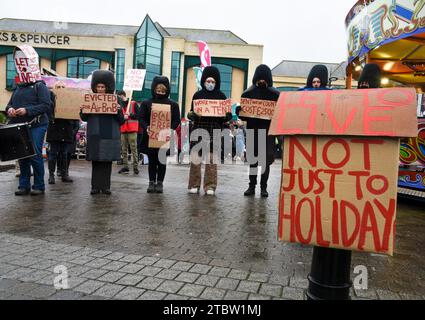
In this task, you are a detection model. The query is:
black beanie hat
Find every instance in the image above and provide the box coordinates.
[306,65,329,88]
[252,64,273,87]
[151,76,171,99]
[91,70,115,94]
[358,64,381,89]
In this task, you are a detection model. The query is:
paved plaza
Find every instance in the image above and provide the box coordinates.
[0,160,424,300]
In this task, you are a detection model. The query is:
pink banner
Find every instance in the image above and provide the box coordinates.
[197,41,211,69]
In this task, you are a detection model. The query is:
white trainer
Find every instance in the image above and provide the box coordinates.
[189,188,199,194]
[206,190,215,196]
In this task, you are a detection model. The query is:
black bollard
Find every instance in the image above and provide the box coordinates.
[306,246,352,300]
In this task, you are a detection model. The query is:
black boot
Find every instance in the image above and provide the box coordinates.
[48,160,56,185]
[261,187,269,198]
[147,182,156,193]
[244,185,256,196]
[155,182,163,194]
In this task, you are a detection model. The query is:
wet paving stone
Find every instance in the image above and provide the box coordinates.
[0,162,423,300]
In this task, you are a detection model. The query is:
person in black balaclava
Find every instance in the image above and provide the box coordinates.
[187,66,233,196]
[358,63,381,89]
[80,70,124,195]
[236,64,280,197]
[139,76,181,194]
[301,64,330,91]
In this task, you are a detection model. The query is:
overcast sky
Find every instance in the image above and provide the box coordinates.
[1,0,355,68]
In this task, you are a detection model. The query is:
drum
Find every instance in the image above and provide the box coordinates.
[0,123,36,162]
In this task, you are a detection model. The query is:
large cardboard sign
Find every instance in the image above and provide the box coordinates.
[269,88,418,137]
[280,136,399,255]
[149,104,171,149]
[270,87,418,256]
[53,88,90,120]
[193,99,232,117]
[81,94,119,114]
[43,76,91,90]
[14,45,42,84]
[239,98,277,120]
[123,69,146,91]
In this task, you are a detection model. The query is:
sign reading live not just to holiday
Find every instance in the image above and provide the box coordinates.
[269,88,418,256]
[0,32,71,45]
[193,99,232,117]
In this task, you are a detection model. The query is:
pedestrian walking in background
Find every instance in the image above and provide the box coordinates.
[117,90,140,175]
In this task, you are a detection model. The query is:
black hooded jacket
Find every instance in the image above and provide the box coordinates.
[188,66,231,134]
[238,64,280,130]
[237,64,280,165]
[304,64,329,89]
[139,76,181,148]
[358,64,381,89]
[80,70,124,162]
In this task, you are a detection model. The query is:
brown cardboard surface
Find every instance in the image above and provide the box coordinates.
[81,94,119,115]
[193,99,232,117]
[53,88,90,120]
[148,104,171,149]
[239,98,276,120]
[278,136,400,255]
[269,88,418,138]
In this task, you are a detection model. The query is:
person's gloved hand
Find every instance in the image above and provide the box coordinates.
[235,106,241,116]
[225,112,233,122]
[187,111,201,122]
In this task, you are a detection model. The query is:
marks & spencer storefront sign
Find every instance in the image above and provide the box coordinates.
[0,32,71,45]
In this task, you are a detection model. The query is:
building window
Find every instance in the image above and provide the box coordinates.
[67,57,100,79]
[170,52,181,102]
[134,15,163,100]
[213,64,232,98]
[6,54,17,89]
[115,49,125,91]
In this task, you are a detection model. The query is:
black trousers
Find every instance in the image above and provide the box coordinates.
[91,161,112,190]
[148,149,166,183]
[249,163,271,189]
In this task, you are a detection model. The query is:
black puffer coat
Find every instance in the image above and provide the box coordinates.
[80,70,124,162]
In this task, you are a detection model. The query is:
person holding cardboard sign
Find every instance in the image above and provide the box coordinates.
[139,76,180,194]
[5,45,51,196]
[187,66,233,196]
[236,64,280,198]
[80,70,124,195]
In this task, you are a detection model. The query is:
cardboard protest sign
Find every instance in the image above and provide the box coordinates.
[269,88,418,137]
[239,98,277,120]
[149,104,171,149]
[280,136,399,255]
[270,88,418,256]
[53,88,90,120]
[13,45,42,84]
[43,76,91,90]
[81,94,119,114]
[123,69,146,91]
[193,99,232,117]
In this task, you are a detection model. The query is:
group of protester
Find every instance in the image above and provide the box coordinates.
[4,45,382,198]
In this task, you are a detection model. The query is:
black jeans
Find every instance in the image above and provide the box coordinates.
[91,161,112,190]
[249,163,270,189]
[148,149,166,183]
